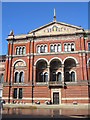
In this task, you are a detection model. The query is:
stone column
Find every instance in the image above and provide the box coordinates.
[62,64,64,82]
[47,65,50,83]
[33,65,36,85]
[11,66,14,84]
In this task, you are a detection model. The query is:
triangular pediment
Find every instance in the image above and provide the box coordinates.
[28,21,83,36]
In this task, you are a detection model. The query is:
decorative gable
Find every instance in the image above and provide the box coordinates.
[29,22,83,36]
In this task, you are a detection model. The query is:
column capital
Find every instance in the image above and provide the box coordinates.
[47,65,50,68]
[62,64,64,67]
[33,65,36,68]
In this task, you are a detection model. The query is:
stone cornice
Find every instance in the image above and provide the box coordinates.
[6,31,86,41]
[6,50,90,59]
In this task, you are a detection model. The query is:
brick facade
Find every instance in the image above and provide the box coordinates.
[1,17,90,105]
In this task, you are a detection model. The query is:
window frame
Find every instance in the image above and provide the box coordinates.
[88,42,90,51]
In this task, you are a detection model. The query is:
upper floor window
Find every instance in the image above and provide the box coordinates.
[15,48,19,55]
[89,60,90,67]
[37,46,40,53]
[37,45,48,53]
[19,72,24,83]
[64,44,67,52]
[50,44,61,53]
[38,72,48,82]
[57,72,61,81]
[54,45,57,52]
[63,43,75,52]
[71,43,75,51]
[65,71,75,82]
[44,45,47,53]
[22,47,25,55]
[15,46,25,55]
[44,72,48,82]
[57,44,61,52]
[88,43,90,51]
[19,47,22,55]
[41,45,44,53]
[50,45,54,52]
[15,72,19,83]
[14,71,24,83]
[71,72,75,82]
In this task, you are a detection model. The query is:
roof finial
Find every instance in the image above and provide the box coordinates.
[54,8,55,16]
[53,8,56,22]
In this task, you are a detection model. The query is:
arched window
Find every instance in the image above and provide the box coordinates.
[54,45,57,52]
[44,72,48,82]
[44,45,47,53]
[57,44,61,52]
[57,72,61,81]
[41,45,44,53]
[39,72,43,82]
[22,47,25,55]
[89,60,90,67]
[52,72,56,81]
[0,73,3,83]
[19,72,24,83]
[37,46,40,53]
[15,72,19,83]
[19,47,22,55]
[68,44,71,52]
[71,43,75,51]
[50,45,53,52]
[65,72,70,82]
[15,48,19,55]
[64,44,67,52]
[88,43,90,51]
[71,72,75,82]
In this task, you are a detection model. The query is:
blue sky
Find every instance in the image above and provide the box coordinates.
[2,2,88,55]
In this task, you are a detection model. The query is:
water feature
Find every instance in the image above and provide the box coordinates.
[1,107,90,119]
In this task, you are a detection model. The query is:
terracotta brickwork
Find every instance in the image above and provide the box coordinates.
[1,19,90,104]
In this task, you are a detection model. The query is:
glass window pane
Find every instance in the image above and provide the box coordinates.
[89,60,90,67]
[54,45,57,52]
[13,88,17,99]
[50,45,53,52]
[37,46,40,53]
[0,90,2,98]
[71,72,75,82]
[71,43,75,51]
[57,72,61,81]
[22,47,25,54]
[52,72,56,81]
[19,47,22,55]
[19,72,24,83]
[15,72,19,83]
[39,72,43,82]
[88,43,90,51]
[65,72,70,82]
[68,44,71,52]
[0,74,3,83]
[41,46,44,53]
[19,88,22,99]
[44,45,47,53]
[44,72,48,82]
[57,44,61,52]
[64,44,67,52]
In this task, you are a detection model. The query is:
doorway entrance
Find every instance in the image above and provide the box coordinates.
[53,92,59,104]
